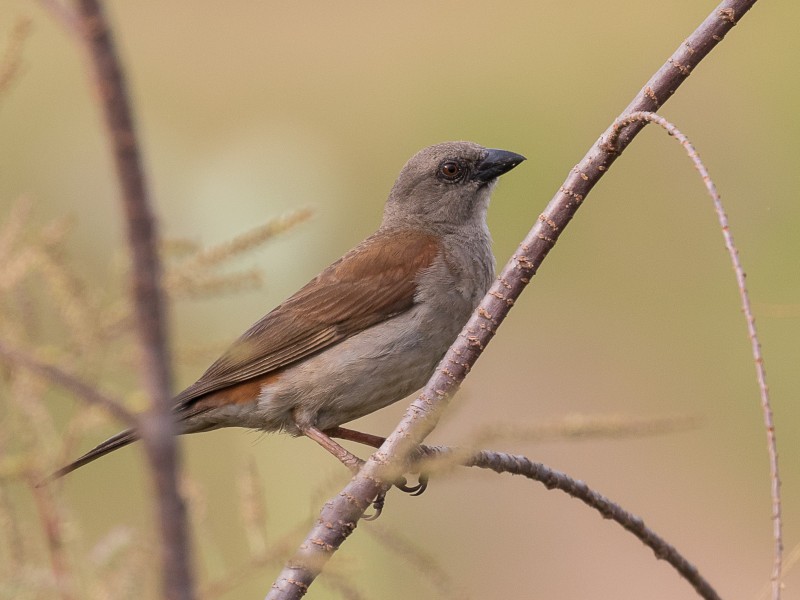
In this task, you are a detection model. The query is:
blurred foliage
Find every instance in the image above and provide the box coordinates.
[0,1,798,599]
[0,199,312,597]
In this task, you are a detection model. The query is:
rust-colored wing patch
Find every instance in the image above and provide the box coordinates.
[174,228,440,409]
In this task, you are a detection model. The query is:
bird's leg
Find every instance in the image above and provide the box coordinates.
[324,426,428,496]
[298,424,388,519]
[324,426,385,448]
[299,424,364,473]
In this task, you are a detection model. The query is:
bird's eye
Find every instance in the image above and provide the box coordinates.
[438,160,463,181]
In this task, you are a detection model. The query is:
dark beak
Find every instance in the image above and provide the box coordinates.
[473,148,526,183]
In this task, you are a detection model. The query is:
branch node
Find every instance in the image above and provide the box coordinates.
[669,58,692,75]
[718,7,737,23]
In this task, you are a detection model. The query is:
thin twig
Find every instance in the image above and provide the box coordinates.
[266,1,760,598]
[377,440,718,600]
[0,340,137,427]
[608,110,782,600]
[759,543,800,600]
[178,208,313,271]
[0,458,27,576]
[199,522,314,600]
[71,0,174,431]
[365,524,466,600]
[69,1,193,598]
[449,448,721,600]
[238,457,269,557]
[470,413,701,447]
[28,476,75,600]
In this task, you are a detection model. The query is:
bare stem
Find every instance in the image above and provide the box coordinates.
[0,340,137,427]
[28,478,75,600]
[422,446,721,600]
[608,110,782,600]
[69,1,193,597]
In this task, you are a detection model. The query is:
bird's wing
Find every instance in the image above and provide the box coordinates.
[174,228,440,408]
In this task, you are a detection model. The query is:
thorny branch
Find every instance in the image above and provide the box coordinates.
[266,1,761,599]
[70,1,194,598]
[418,446,721,600]
[608,110,782,600]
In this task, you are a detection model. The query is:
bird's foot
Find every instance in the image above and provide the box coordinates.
[325,426,431,496]
[394,472,429,496]
[362,490,386,521]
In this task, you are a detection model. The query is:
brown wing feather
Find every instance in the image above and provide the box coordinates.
[174,229,440,408]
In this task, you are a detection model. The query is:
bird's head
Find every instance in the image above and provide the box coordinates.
[383,141,525,231]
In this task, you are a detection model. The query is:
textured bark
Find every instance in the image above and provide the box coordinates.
[72,1,194,598]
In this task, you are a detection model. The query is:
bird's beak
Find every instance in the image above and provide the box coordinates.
[473,148,526,184]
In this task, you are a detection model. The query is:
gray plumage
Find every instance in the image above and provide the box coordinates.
[50,141,525,480]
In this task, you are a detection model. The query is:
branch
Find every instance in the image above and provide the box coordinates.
[28,476,75,600]
[608,110,782,600]
[69,1,194,598]
[266,0,760,598]
[320,432,721,599]
[469,413,701,446]
[0,340,137,427]
[418,446,721,600]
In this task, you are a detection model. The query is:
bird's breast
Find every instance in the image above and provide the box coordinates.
[417,227,495,314]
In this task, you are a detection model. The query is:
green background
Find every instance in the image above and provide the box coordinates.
[1,1,798,598]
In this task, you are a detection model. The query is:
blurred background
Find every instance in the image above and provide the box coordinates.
[0,1,798,598]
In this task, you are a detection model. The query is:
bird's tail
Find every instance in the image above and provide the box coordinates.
[42,429,139,484]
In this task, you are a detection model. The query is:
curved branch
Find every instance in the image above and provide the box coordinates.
[320,434,722,599]
[266,1,760,598]
[422,446,721,600]
[608,110,782,600]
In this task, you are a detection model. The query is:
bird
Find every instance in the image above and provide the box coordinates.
[51,141,525,483]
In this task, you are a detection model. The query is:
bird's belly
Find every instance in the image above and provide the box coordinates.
[255,297,472,434]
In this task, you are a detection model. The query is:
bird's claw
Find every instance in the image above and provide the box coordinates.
[394,472,429,496]
[362,491,386,521]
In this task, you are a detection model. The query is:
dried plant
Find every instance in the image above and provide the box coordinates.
[0,198,312,598]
